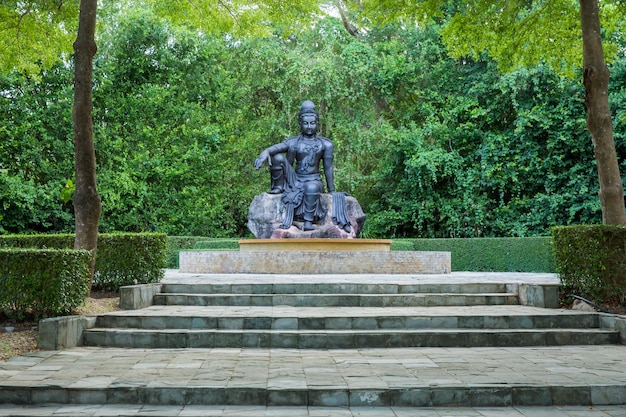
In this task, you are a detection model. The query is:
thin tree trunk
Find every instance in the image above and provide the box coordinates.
[73,0,101,287]
[579,0,626,225]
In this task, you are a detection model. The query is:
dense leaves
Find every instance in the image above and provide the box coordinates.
[1,11,624,238]
[0,0,80,74]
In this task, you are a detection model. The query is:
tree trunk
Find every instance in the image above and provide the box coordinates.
[73,0,101,286]
[579,0,626,225]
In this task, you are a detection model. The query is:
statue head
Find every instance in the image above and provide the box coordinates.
[298,100,319,137]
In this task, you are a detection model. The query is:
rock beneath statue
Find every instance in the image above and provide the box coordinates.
[248,193,366,239]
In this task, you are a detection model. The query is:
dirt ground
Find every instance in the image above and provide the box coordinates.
[0,291,120,362]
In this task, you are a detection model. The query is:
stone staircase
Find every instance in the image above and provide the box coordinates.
[20,271,625,411]
[82,277,620,350]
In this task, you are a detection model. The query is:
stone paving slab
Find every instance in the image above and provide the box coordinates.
[1,346,625,407]
[1,404,625,416]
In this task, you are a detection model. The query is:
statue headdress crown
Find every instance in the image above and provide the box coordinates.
[298,100,318,121]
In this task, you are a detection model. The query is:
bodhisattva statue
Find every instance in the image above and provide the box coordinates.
[254,100,351,232]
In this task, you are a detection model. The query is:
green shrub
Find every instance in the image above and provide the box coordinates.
[392,237,555,272]
[0,233,167,291]
[390,240,415,251]
[552,225,626,303]
[0,234,74,249]
[0,249,91,319]
[94,233,167,291]
[193,239,239,250]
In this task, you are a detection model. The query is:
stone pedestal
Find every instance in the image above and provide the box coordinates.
[247,193,366,239]
[179,249,451,274]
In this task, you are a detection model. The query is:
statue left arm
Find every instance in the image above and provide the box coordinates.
[322,141,335,193]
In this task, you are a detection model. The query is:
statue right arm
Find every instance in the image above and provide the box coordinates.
[254,142,289,170]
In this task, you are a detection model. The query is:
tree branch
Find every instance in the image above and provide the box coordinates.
[334,0,358,37]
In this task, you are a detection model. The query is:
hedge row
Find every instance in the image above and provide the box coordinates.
[0,249,91,319]
[552,225,626,303]
[391,237,555,272]
[0,233,167,291]
[94,233,168,291]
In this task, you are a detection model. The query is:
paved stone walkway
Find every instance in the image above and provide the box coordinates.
[1,346,625,413]
[1,404,625,416]
[2,346,626,393]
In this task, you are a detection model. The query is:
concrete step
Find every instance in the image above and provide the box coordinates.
[82,327,620,349]
[83,305,620,349]
[153,292,519,307]
[5,404,626,417]
[91,305,608,330]
[5,404,626,416]
[160,282,512,295]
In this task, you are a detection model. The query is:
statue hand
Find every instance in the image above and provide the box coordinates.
[254,151,271,169]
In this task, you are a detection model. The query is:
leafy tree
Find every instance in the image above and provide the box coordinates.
[3,3,625,240]
[343,0,626,225]
[0,0,334,276]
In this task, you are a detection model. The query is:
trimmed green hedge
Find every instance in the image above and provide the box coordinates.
[0,234,74,249]
[0,233,167,291]
[193,240,239,250]
[552,225,626,303]
[391,237,555,272]
[94,233,167,291]
[0,249,91,319]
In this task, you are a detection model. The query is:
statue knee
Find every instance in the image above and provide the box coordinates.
[271,153,286,167]
[304,182,322,195]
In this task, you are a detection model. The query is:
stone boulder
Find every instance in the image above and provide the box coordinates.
[247,193,366,239]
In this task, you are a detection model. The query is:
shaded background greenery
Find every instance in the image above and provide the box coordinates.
[1,9,625,238]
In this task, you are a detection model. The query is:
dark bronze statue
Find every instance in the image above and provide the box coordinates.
[254,101,350,232]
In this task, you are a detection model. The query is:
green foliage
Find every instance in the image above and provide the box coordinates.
[93,233,167,291]
[92,10,255,236]
[193,240,239,250]
[358,0,626,78]
[365,38,602,237]
[552,225,626,303]
[0,68,75,234]
[145,0,322,38]
[0,1,80,75]
[0,248,91,319]
[0,233,74,249]
[2,8,624,239]
[0,233,167,291]
[439,0,585,78]
[392,237,555,273]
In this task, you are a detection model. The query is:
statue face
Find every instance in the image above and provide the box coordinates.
[300,114,318,137]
